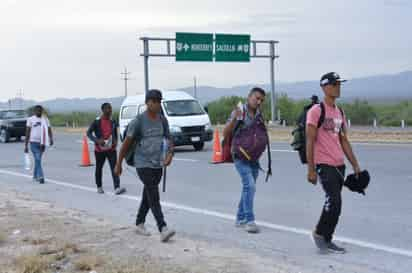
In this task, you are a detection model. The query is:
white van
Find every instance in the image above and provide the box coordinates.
[119,91,213,151]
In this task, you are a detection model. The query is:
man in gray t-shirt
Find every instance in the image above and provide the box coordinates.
[126,109,171,169]
[115,89,176,243]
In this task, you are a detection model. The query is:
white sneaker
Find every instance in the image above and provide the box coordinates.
[136,224,151,236]
[235,220,247,228]
[245,222,260,233]
[160,226,176,242]
[115,187,126,195]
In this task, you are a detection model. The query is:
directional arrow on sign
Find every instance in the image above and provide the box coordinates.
[175,32,214,61]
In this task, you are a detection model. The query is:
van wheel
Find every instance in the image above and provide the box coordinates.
[193,142,204,151]
[16,136,22,142]
[0,129,10,143]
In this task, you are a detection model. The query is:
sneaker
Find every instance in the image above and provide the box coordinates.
[245,222,260,233]
[160,226,176,243]
[327,241,346,254]
[235,220,247,228]
[97,187,104,194]
[39,178,45,184]
[135,224,151,236]
[115,187,126,195]
[311,231,328,252]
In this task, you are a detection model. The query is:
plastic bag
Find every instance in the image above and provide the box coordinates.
[24,152,31,171]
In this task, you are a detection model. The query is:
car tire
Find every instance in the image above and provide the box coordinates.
[193,142,204,151]
[0,129,10,143]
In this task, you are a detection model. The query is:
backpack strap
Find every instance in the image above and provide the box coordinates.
[131,114,144,143]
[259,114,272,182]
[265,127,272,182]
[159,114,169,137]
[338,106,345,130]
[317,103,325,128]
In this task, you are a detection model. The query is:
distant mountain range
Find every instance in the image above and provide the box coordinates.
[1,71,411,113]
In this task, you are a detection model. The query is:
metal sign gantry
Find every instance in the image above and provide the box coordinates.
[139,35,279,122]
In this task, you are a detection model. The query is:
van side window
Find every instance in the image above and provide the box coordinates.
[138,104,147,115]
[121,106,138,119]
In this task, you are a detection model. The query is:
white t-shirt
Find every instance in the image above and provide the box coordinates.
[26,116,50,143]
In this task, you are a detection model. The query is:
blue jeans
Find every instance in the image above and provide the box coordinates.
[234,159,259,223]
[30,142,44,180]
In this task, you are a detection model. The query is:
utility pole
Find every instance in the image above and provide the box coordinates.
[120,67,131,97]
[193,76,197,99]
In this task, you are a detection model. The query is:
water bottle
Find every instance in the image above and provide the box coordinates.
[237,101,244,120]
[24,152,31,171]
[160,138,168,165]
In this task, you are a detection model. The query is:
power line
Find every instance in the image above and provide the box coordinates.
[120,67,131,97]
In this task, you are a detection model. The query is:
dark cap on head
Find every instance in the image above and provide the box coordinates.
[145,89,163,103]
[310,95,319,104]
[320,72,347,87]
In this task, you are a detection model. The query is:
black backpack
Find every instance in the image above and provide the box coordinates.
[291,102,344,164]
[124,114,169,166]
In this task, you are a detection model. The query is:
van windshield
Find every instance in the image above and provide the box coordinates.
[163,100,205,117]
[0,110,27,119]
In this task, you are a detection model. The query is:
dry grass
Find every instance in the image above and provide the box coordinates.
[38,241,84,256]
[74,255,104,271]
[62,242,84,254]
[14,254,51,273]
[100,262,166,273]
[38,245,61,256]
[52,251,67,262]
[30,238,53,246]
[57,127,87,134]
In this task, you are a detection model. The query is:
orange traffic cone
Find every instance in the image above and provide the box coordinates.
[211,129,223,164]
[79,135,93,167]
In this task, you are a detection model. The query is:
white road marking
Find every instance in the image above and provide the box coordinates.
[271,149,296,153]
[174,158,199,162]
[271,141,412,148]
[1,168,412,258]
[76,140,94,145]
[352,142,412,147]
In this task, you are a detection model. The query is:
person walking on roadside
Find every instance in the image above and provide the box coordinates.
[87,102,126,195]
[306,72,361,254]
[223,87,270,234]
[24,105,54,184]
[115,89,176,243]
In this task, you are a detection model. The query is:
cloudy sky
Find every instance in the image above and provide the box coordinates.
[0,0,410,101]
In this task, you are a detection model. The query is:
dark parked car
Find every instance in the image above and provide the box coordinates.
[0,110,28,143]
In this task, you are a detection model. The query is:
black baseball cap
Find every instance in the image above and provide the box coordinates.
[145,89,163,103]
[344,170,370,195]
[320,72,347,87]
[310,95,319,103]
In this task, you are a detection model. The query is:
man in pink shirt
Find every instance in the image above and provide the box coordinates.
[306,72,361,254]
